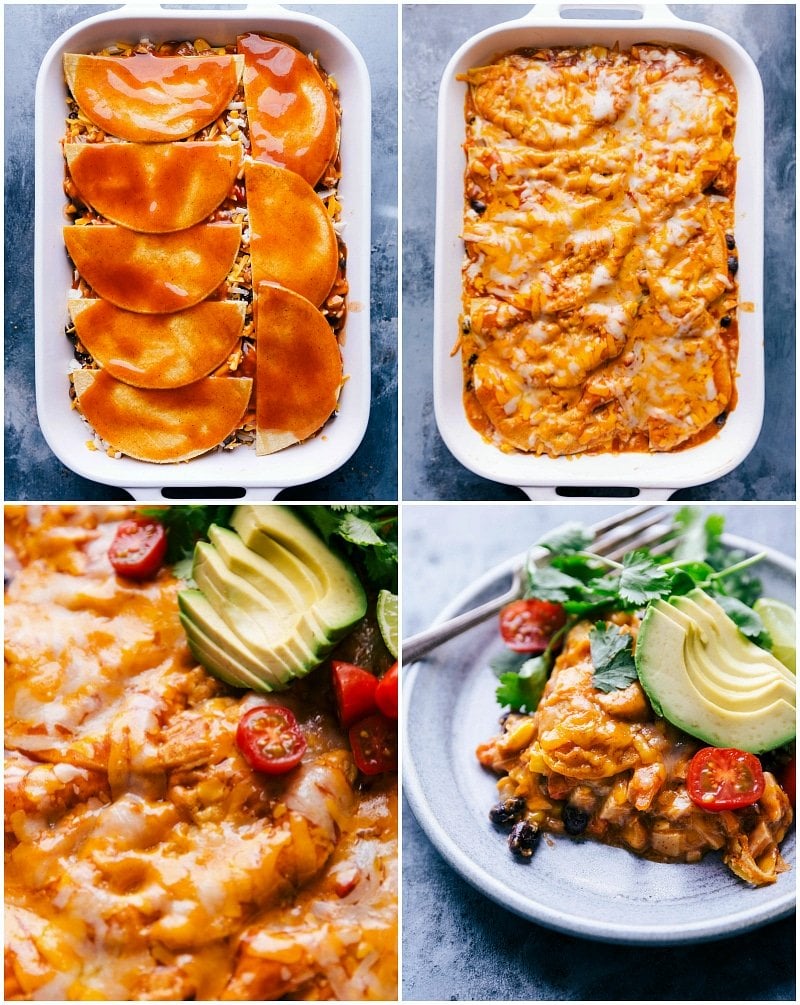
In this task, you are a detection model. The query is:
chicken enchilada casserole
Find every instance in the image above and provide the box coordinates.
[459,44,740,456]
[477,515,794,887]
[61,34,349,463]
[5,505,398,1001]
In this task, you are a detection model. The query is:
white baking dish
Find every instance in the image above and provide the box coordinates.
[433,2,764,500]
[35,3,371,501]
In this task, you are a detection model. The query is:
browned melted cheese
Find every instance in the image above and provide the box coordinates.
[4,507,397,1000]
[477,619,792,885]
[460,45,739,456]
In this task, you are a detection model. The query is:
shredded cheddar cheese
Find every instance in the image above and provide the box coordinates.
[4,507,397,1001]
[460,45,739,456]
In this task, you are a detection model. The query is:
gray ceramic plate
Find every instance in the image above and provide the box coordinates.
[403,535,796,945]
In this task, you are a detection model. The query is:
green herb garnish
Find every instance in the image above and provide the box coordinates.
[589,622,638,693]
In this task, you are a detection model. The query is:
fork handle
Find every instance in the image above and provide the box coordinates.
[402,579,519,664]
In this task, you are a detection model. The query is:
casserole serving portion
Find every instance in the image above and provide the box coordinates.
[433,4,764,497]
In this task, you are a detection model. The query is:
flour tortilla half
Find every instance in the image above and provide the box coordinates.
[64,222,241,314]
[254,282,342,455]
[246,161,338,308]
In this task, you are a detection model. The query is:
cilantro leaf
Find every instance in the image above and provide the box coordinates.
[712,594,772,648]
[537,523,594,555]
[525,565,585,603]
[589,622,638,692]
[139,505,233,566]
[495,654,550,712]
[301,505,397,591]
[617,550,674,606]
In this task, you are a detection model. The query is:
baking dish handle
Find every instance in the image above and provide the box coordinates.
[524,3,682,23]
[518,486,676,501]
[114,2,290,15]
[124,487,281,502]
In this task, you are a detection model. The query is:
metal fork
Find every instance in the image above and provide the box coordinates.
[401,504,679,665]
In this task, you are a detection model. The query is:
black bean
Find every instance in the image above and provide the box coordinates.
[728,255,739,275]
[470,199,487,215]
[489,797,525,827]
[508,820,540,858]
[562,804,590,835]
[468,353,479,367]
[725,233,736,250]
[715,411,728,427]
[720,315,732,328]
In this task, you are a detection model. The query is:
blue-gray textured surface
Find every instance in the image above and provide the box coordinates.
[4,3,397,502]
[402,4,796,501]
[402,501,796,1000]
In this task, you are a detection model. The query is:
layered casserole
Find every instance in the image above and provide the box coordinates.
[61,35,348,463]
[478,616,793,886]
[4,506,397,1000]
[459,44,740,456]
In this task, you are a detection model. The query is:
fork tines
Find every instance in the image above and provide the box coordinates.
[590,505,675,562]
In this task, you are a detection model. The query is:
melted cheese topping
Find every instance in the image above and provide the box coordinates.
[4,507,397,1001]
[460,45,739,456]
[477,619,793,885]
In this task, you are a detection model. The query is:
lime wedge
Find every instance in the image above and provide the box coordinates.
[754,597,796,673]
[377,589,398,658]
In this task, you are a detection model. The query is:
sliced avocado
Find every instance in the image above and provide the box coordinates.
[656,601,794,706]
[683,590,795,683]
[193,542,321,679]
[179,603,275,693]
[178,588,286,690]
[207,523,338,651]
[231,505,325,597]
[231,505,367,639]
[636,591,796,753]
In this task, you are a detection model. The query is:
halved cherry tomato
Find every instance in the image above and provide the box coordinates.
[348,713,397,775]
[236,704,307,775]
[499,599,567,653]
[375,662,398,719]
[686,747,765,811]
[108,517,167,580]
[332,661,378,728]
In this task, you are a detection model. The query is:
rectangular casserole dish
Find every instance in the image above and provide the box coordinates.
[35,2,371,501]
[433,2,764,500]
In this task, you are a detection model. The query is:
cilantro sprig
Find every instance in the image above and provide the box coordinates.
[140,505,233,580]
[493,510,770,711]
[301,505,398,592]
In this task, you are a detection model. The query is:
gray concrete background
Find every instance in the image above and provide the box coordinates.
[402,4,796,501]
[4,3,398,502]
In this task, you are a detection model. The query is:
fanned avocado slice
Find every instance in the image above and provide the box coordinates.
[207,523,339,650]
[193,542,321,678]
[636,589,796,753]
[231,505,367,639]
[179,593,277,692]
